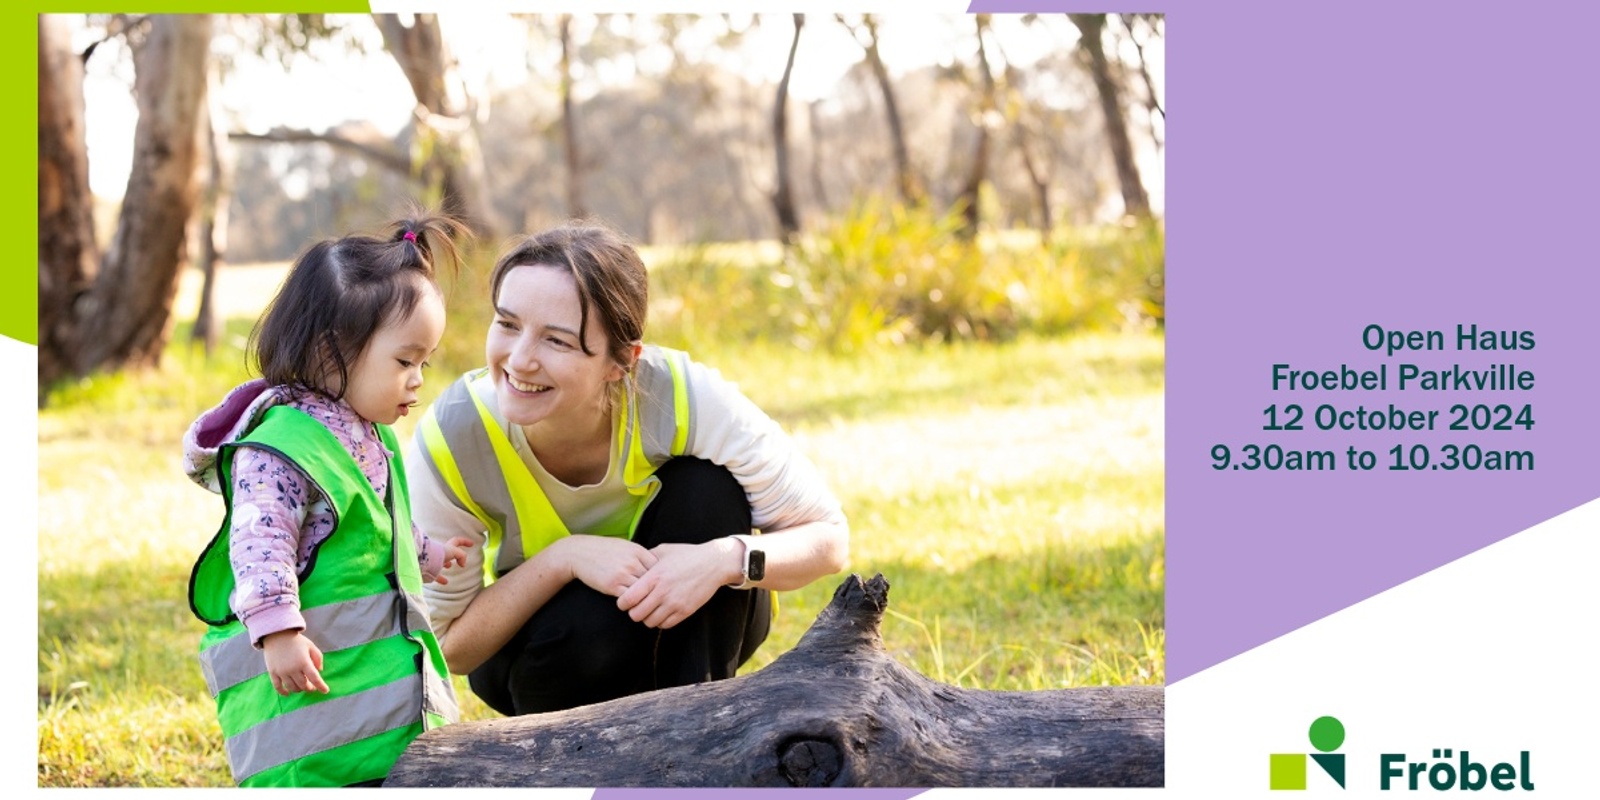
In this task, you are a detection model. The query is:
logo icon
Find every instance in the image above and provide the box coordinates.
[1271,715,1346,790]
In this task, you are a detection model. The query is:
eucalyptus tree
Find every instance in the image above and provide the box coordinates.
[770,14,804,244]
[373,13,502,238]
[1067,13,1151,220]
[38,14,213,402]
[836,14,924,206]
[954,14,999,239]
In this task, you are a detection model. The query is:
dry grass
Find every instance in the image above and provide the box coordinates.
[41,256,1163,786]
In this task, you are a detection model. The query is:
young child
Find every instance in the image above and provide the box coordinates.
[184,212,472,787]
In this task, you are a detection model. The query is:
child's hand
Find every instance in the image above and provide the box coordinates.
[429,536,476,585]
[262,630,329,696]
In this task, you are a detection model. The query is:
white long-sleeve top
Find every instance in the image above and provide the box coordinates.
[406,346,845,640]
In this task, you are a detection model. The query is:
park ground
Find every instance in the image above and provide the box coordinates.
[38,237,1164,786]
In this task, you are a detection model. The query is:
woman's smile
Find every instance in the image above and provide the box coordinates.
[486,264,626,430]
[505,374,552,394]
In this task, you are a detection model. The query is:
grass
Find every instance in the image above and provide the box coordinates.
[38,234,1163,786]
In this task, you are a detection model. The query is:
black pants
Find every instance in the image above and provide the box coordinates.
[467,458,772,716]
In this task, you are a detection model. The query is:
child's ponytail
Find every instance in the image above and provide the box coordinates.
[250,206,472,400]
[388,211,469,282]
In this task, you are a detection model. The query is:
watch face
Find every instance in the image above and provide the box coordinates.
[747,549,766,582]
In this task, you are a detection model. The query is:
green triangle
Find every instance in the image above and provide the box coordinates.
[1310,753,1346,788]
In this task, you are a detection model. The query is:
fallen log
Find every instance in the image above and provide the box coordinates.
[387,574,1164,787]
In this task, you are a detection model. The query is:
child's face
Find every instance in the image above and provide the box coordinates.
[343,284,446,425]
[486,263,626,430]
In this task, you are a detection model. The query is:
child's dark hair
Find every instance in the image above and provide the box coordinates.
[250,211,468,399]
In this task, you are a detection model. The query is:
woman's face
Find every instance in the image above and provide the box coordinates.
[486,264,625,430]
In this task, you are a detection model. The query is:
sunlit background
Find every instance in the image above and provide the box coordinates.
[40,12,1165,786]
[73,12,1164,258]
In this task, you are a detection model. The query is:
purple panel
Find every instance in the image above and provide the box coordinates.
[970,0,1600,681]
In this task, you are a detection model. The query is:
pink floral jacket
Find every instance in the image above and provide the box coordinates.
[184,379,445,647]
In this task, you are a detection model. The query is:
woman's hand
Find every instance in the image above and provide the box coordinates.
[556,534,659,598]
[616,540,739,629]
[262,630,330,696]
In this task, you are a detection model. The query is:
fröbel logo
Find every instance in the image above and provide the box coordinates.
[1379,749,1534,791]
[1270,716,1346,790]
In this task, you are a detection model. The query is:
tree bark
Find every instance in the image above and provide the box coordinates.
[956,15,997,240]
[839,15,922,206]
[37,14,101,398]
[999,59,1054,234]
[1120,14,1165,157]
[1015,122,1054,234]
[1069,13,1151,220]
[191,58,232,355]
[70,14,213,378]
[806,99,830,212]
[558,14,586,220]
[387,574,1164,788]
[770,14,804,245]
[373,13,500,238]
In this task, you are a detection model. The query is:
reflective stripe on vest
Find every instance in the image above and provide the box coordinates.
[218,661,457,785]
[200,592,400,695]
[199,589,456,726]
[224,674,422,783]
[415,346,691,584]
[187,407,456,787]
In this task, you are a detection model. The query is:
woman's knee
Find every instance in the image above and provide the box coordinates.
[640,458,752,545]
[523,582,650,656]
[484,582,657,713]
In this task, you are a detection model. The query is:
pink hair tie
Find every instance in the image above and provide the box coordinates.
[403,230,417,242]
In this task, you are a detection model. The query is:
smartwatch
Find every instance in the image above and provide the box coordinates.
[733,534,765,589]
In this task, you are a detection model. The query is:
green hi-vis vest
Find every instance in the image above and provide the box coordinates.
[413,346,692,585]
[187,406,458,788]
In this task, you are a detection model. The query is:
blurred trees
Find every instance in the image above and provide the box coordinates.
[955,14,1000,239]
[770,14,804,244]
[38,15,98,394]
[39,14,212,401]
[40,13,1164,393]
[373,13,501,239]
[216,13,1161,256]
[189,57,233,355]
[557,14,585,220]
[1068,13,1151,221]
[837,14,924,207]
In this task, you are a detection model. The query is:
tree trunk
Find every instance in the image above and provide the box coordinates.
[558,14,585,220]
[807,99,830,213]
[1000,60,1054,234]
[37,14,101,398]
[956,15,997,241]
[70,14,212,379]
[1119,14,1165,158]
[1069,13,1151,220]
[374,13,500,238]
[387,574,1164,788]
[840,15,922,206]
[191,59,232,356]
[1016,123,1054,234]
[770,14,804,245]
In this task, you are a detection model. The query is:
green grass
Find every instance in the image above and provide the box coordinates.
[38,231,1163,786]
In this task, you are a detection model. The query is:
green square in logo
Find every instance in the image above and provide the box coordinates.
[1270,753,1307,790]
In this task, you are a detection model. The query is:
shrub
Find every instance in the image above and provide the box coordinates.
[647,199,1165,353]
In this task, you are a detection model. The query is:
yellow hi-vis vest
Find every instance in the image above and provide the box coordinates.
[412,346,692,585]
[187,406,457,787]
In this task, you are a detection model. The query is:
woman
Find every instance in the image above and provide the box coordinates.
[406,223,849,716]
